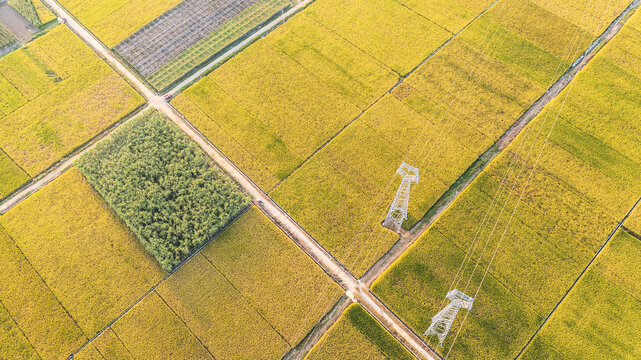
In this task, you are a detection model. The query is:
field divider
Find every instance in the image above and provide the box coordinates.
[513,196,641,359]
[0,103,148,214]
[361,0,641,288]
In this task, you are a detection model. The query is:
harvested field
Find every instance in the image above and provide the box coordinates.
[520,231,641,360]
[77,110,249,271]
[57,0,182,48]
[0,26,143,198]
[306,304,414,360]
[373,11,641,359]
[114,0,260,78]
[0,168,165,337]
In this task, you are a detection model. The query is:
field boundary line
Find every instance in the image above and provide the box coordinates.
[270,0,501,192]
[361,0,641,286]
[199,251,292,347]
[513,196,641,359]
[0,298,44,360]
[154,290,219,360]
[0,224,89,346]
[0,103,148,214]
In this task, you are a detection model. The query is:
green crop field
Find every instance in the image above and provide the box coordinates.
[306,304,414,360]
[8,0,54,28]
[0,26,143,199]
[520,230,641,360]
[57,0,182,48]
[148,0,291,90]
[626,206,641,235]
[0,23,17,52]
[373,12,641,359]
[74,207,341,358]
[77,110,248,271]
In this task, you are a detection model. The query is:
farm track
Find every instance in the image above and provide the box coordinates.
[362,0,641,288]
[24,0,440,358]
[5,0,638,358]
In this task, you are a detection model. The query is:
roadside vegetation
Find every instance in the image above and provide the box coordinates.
[373,9,641,359]
[0,26,144,198]
[306,304,414,360]
[76,110,248,271]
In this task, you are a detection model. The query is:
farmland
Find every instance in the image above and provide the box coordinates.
[76,110,248,271]
[520,230,641,360]
[0,24,16,55]
[73,207,341,358]
[306,304,414,360]
[8,0,54,28]
[57,0,182,47]
[269,0,634,276]
[0,25,143,198]
[373,9,641,359]
[148,0,290,90]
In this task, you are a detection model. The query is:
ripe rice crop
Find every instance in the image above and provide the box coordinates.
[373,15,641,358]
[304,0,451,75]
[76,110,249,271]
[202,207,342,345]
[0,150,28,198]
[0,26,143,197]
[0,302,40,359]
[520,230,641,359]
[0,225,85,359]
[0,168,165,336]
[156,254,288,359]
[394,0,495,34]
[58,0,183,48]
[307,304,414,360]
[531,0,630,34]
[91,328,134,360]
[626,207,641,236]
[111,291,213,359]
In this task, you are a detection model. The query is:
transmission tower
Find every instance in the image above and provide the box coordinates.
[383,162,419,232]
[424,289,474,345]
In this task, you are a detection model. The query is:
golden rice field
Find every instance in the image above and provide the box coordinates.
[57,0,182,48]
[306,304,414,360]
[72,207,340,358]
[0,25,143,198]
[373,10,641,359]
[520,230,641,360]
[0,168,164,359]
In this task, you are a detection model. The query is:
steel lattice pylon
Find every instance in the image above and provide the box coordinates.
[424,289,474,345]
[383,162,419,232]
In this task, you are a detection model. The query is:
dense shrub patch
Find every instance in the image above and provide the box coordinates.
[77,110,248,271]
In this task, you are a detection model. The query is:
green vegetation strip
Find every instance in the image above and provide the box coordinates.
[77,110,249,271]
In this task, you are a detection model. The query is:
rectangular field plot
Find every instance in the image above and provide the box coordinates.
[173,11,398,190]
[58,0,182,48]
[0,26,143,198]
[306,304,414,360]
[304,0,451,75]
[626,206,641,236]
[76,110,249,271]
[77,207,341,359]
[394,0,495,34]
[372,17,641,359]
[0,168,165,338]
[521,230,641,360]
[146,0,291,90]
[0,224,86,359]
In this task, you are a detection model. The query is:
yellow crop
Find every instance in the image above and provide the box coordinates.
[92,328,133,360]
[0,26,143,196]
[304,0,451,75]
[521,231,641,359]
[626,207,641,235]
[58,0,182,48]
[0,225,85,359]
[156,254,288,359]
[112,291,213,359]
[201,207,342,345]
[395,0,495,34]
[531,0,630,34]
[0,168,165,336]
